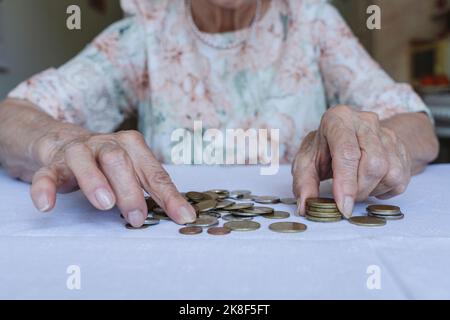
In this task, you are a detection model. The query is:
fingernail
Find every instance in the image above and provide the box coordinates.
[36,194,51,212]
[178,205,196,224]
[128,210,145,227]
[95,189,114,210]
[342,196,354,218]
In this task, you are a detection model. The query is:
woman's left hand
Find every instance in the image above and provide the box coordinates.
[292,105,412,218]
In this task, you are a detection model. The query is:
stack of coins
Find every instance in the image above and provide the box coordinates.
[305,198,343,223]
[366,205,404,220]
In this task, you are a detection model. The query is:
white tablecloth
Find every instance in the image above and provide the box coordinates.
[1,164,450,300]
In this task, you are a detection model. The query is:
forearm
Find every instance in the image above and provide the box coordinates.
[0,98,90,181]
[381,112,439,175]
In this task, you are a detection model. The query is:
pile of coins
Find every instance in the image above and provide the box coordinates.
[124,190,404,233]
[305,198,343,223]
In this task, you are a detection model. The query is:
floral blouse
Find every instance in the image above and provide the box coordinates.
[8,0,431,164]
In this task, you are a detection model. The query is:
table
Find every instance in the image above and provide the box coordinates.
[1,164,450,300]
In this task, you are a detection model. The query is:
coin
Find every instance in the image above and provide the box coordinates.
[348,216,386,227]
[203,211,222,218]
[306,198,338,209]
[253,196,280,204]
[125,223,150,230]
[215,200,234,209]
[186,215,219,228]
[224,220,261,232]
[226,202,255,211]
[222,214,254,222]
[366,205,401,215]
[280,198,298,205]
[269,222,307,233]
[306,210,342,219]
[179,226,203,235]
[368,212,404,220]
[143,218,160,226]
[194,199,217,213]
[233,207,268,217]
[153,212,171,221]
[229,190,252,199]
[262,211,290,219]
[306,215,343,223]
[186,191,206,202]
[306,206,341,214]
[207,227,231,236]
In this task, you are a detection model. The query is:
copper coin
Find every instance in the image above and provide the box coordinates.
[207,227,231,236]
[179,226,203,235]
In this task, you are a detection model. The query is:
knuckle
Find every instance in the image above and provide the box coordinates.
[394,183,408,195]
[366,157,388,179]
[339,143,361,163]
[99,147,129,167]
[385,166,405,184]
[117,130,145,144]
[362,111,380,124]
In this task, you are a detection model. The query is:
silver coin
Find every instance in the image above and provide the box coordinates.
[253,196,280,204]
[368,212,404,220]
[229,190,252,199]
[143,218,160,226]
[186,215,219,228]
[280,198,298,205]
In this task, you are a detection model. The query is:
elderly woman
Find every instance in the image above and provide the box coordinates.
[0,0,439,228]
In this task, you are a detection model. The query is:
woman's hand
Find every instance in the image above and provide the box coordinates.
[31,130,197,227]
[292,105,414,218]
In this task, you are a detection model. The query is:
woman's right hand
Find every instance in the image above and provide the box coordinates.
[31,130,197,227]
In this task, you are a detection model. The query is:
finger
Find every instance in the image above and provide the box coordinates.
[30,166,58,212]
[118,131,196,224]
[65,143,116,211]
[323,107,361,218]
[354,115,388,201]
[292,132,321,216]
[97,144,147,228]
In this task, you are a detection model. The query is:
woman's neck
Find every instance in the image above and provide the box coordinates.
[190,0,269,33]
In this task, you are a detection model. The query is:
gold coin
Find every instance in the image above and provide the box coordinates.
[186,191,206,202]
[306,210,342,218]
[125,223,150,230]
[269,222,307,233]
[348,216,386,227]
[280,198,298,205]
[226,203,255,211]
[306,198,338,209]
[186,215,219,228]
[366,205,401,215]
[215,200,234,209]
[194,200,217,213]
[179,226,203,235]
[224,221,261,232]
[305,215,343,223]
[222,214,254,222]
[262,211,290,219]
[306,206,341,214]
[233,207,268,217]
[253,196,280,204]
[207,227,231,236]
[202,191,219,200]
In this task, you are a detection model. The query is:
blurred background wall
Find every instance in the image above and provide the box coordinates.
[0,0,122,98]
